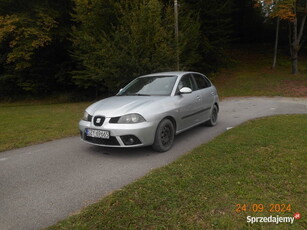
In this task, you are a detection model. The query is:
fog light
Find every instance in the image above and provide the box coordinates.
[120,135,141,146]
[127,138,134,145]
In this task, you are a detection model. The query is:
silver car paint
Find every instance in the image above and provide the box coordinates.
[79,71,219,147]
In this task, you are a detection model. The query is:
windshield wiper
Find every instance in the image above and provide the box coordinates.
[135,93,150,96]
[120,93,150,96]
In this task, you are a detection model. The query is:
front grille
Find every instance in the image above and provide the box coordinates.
[84,135,120,146]
[93,116,105,126]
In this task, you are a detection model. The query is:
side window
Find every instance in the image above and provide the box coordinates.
[193,74,211,89]
[178,74,196,91]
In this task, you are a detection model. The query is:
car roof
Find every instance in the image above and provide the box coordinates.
[141,71,203,78]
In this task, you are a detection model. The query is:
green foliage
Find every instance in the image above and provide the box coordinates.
[0,11,57,70]
[71,0,202,92]
[0,0,299,98]
[0,0,74,97]
[177,5,202,70]
[184,0,234,45]
[180,0,236,71]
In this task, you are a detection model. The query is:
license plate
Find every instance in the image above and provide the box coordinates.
[85,129,110,139]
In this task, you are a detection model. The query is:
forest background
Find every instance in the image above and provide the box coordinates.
[0,0,306,100]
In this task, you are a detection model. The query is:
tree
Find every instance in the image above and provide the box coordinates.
[0,11,57,70]
[182,0,235,72]
[0,0,74,97]
[257,0,307,74]
[272,16,280,69]
[289,0,307,74]
[71,0,202,93]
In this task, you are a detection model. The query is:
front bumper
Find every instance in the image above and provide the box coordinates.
[79,118,158,148]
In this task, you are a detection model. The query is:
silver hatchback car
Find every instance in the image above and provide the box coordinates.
[79,71,219,152]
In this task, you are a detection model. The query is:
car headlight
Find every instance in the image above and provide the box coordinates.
[117,113,146,124]
[82,111,92,121]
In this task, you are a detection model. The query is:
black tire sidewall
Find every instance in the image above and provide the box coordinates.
[206,104,218,126]
[152,119,175,152]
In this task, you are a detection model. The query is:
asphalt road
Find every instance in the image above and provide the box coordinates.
[0,97,306,230]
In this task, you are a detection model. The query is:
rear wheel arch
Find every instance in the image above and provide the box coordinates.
[214,102,219,113]
[206,104,218,126]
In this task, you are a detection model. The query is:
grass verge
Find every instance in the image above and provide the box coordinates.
[213,46,307,98]
[46,115,307,230]
[0,102,90,152]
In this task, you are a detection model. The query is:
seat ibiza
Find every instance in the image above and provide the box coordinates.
[79,71,219,152]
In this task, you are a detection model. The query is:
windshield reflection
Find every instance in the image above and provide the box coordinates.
[118,75,177,96]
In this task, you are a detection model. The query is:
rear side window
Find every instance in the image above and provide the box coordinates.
[193,74,211,89]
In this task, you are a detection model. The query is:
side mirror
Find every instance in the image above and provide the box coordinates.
[179,87,192,94]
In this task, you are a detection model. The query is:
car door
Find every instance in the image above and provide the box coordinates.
[192,73,215,122]
[176,74,203,132]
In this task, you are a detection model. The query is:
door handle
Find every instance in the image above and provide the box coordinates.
[210,92,215,96]
[196,96,201,100]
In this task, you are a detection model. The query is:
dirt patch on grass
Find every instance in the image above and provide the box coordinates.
[279,80,307,96]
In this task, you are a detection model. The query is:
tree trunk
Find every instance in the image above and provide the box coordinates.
[289,0,307,74]
[291,47,299,74]
[272,17,280,69]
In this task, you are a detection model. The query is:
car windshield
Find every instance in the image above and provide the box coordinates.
[118,75,177,96]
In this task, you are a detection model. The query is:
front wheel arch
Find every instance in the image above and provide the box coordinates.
[163,116,177,133]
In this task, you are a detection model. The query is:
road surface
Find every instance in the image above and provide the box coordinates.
[0,97,306,230]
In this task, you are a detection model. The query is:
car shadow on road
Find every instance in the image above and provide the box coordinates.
[86,144,155,159]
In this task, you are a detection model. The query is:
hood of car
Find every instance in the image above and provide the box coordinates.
[86,96,167,117]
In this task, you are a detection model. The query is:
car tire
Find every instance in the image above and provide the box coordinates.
[206,104,218,126]
[152,119,175,152]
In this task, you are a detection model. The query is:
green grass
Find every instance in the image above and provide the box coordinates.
[46,115,307,230]
[0,102,90,152]
[213,47,307,98]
